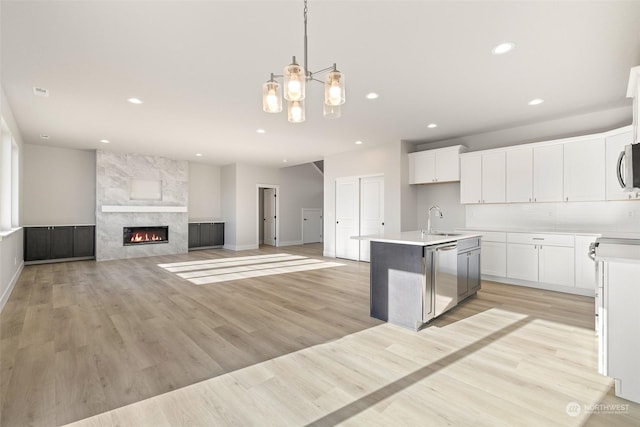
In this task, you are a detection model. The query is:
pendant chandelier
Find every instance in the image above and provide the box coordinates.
[262,0,345,123]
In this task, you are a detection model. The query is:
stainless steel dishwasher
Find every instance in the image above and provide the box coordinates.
[433,242,458,317]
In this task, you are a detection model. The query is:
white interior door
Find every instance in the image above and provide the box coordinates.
[302,208,322,244]
[335,178,360,260]
[263,188,277,246]
[359,176,384,262]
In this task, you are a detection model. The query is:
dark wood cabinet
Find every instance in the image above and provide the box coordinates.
[188,222,224,249]
[188,223,201,248]
[50,227,74,259]
[24,225,95,263]
[24,227,51,261]
[73,226,95,257]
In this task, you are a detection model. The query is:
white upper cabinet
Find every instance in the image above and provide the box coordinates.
[481,152,506,203]
[564,137,605,202]
[436,147,463,182]
[506,148,533,203]
[409,150,436,184]
[460,155,482,203]
[409,145,464,184]
[605,129,636,200]
[460,152,506,204]
[533,144,564,202]
[456,125,632,205]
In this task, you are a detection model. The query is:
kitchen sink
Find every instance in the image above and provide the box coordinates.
[431,232,462,237]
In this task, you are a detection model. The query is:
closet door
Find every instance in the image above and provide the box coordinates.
[335,177,360,260]
[359,176,384,262]
[263,188,277,246]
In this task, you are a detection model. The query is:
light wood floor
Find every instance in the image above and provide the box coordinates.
[1,243,639,426]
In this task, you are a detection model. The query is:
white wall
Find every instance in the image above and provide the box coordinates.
[278,163,323,245]
[416,182,465,232]
[323,140,404,258]
[235,163,279,250]
[188,162,221,221]
[400,140,417,231]
[220,164,237,249]
[220,162,324,251]
[23,144,96,225]
[416,105,631,153]
[0,86,24,312]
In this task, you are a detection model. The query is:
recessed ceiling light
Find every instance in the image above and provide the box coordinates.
[282,159,288,163]
[365,92,379,100]
[491,42,515,55]
[39,134,50,139]
[427,123,438,129]
[127,97,143,104]
[256,129,266,134]
[195,153,203,157]
[528,98,544,106]
[100,139,110,144]
[355,140,363,145]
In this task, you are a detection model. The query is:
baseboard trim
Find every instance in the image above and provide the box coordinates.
[224,244,259,251]
[323,251,336,258]
[278,240,303,247]
[1,261,23,313]
[482,274,595,297]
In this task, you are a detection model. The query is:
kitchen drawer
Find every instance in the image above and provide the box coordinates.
[479,231,507,243]
[507,232,574,247]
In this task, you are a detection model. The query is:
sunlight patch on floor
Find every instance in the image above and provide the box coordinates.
[62,307,614,426]
[158,253,345,285]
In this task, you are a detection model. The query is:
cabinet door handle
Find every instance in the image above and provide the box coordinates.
[566,197,569,202]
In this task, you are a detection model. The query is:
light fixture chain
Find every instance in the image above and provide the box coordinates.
[303,0,309,79]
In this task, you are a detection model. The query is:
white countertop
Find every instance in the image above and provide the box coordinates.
[458,227,603,236]
[357,230,482,246]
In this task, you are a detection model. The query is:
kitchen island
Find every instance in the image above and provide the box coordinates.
[364,231,482,330]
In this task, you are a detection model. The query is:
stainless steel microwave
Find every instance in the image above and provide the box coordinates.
[618,143,640,191]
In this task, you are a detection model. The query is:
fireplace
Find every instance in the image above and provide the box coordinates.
[123,226,169,246]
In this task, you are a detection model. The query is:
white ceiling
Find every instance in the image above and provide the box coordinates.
[2,1,640,167]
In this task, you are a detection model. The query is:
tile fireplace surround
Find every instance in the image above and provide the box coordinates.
[95,150,188,261]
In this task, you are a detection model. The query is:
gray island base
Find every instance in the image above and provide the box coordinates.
[365,231,482,331]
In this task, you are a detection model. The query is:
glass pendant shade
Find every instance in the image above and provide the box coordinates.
[288,100,305,123]
[284,61,306,101]
[323,102,341,119]
[262,80,282,113]
[325,70,345,106]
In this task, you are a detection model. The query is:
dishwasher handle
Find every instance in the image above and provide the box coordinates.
[436,244,457,252]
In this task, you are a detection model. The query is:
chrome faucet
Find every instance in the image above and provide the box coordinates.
[427,205,443,234]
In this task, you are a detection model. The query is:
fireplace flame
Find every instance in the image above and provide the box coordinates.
[130,232,163,243]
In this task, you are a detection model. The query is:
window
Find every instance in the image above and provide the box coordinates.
[0,117,19,231]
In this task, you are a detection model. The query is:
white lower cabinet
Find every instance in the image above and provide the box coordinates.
[481,241,507,277]
[506,233,575,288]
[538,245,575,287]
[506,243,539,282]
